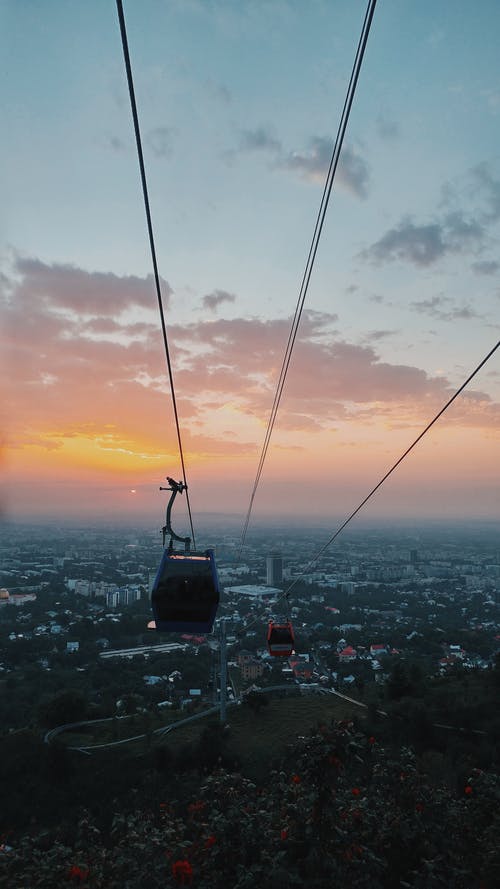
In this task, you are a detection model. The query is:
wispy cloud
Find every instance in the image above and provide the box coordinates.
[279,139,370,198]
[410,294,481,321]
[471,162,500,222]
[376,114,400,140]
[363,329,399,342]
[206,78,232,105]
[202,289,236,312]
[107,135,126,152]
[235,125,370,198]
[240,126,281,153]
[147,126,174,158]
[471,259,499,275]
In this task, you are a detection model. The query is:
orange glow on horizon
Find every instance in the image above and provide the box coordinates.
[4,417,498,514]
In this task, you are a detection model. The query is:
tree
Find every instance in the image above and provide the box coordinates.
[244,691,269,714]
[38,690,87,728]
[387,661,415,700]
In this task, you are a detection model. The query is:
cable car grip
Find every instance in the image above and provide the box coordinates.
[159,477,191,553]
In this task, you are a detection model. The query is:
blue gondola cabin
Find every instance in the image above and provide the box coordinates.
[151,548,220,633]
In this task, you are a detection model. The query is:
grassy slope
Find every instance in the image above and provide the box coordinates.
[159,694,362,779]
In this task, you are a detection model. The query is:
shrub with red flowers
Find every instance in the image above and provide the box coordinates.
[0,721,499,888]
[172,859,193,885]
[67,864,89,882]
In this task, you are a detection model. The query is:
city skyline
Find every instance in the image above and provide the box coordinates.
[2,0,499,525]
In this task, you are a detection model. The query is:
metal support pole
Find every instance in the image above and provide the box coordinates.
[219,619,227,724]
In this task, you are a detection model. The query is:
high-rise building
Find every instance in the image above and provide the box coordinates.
[266,553,283,586]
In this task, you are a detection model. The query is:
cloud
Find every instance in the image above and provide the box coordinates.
[376,115,400,140]
[410,295,480,321]
[471,259,499,275]
[206,78,232,105]
[2,258,498,468]
[235,125,369,198]
[202,289,236,312]
[443,211,485,247]
[363,220,448,266]
[107,135,126,152]
[364,163,500,268]
[363,212,484,268]
[481,88,500,113]
[80,318,157,338]
[363,329,399,342]
[240,126,281,153]
[279,139,369,198]
[336,145,370,199]
[12,256,171,316]
[471,163,500,222]
[147,127,173,158]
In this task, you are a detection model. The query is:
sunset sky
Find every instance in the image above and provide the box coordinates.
[2,0,499,532]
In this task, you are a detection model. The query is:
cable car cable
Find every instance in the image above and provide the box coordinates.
[237,338,499,636]
[116,0,196,547]
[283,338,499,598]
[237,0,378,562]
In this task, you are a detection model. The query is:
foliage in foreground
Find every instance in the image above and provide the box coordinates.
[1,719,499,888]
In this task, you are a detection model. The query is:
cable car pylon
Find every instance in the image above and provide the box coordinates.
[219,619,227,723]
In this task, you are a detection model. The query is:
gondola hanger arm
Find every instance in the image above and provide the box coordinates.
[159,477,191,552]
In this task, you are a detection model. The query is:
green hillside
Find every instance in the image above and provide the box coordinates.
[0,669,499,887]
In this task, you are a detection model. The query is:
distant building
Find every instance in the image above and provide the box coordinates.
[144,675,163,686]
[0,590,37,607]
[240,659,265,681]
[370,643,388,657]
[237,650,254,666]
[106,590,120,608]
[106,586,141,608]
[289,655,312,679]
[227,584,279,602]
[266,553,283,586]
[338,646,357,663]
[447,643,466,660]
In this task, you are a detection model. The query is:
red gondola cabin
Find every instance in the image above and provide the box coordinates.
[267,620,295,657]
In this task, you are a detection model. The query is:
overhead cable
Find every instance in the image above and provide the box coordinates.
[116,0,196,547]
[237,0,378,560]
[239,339,499,635]
[283,338,500,597]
